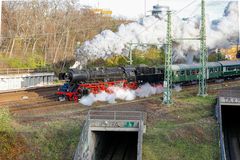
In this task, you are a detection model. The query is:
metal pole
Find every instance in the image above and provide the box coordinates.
[129,44,133,65]
[198,0,208,97]
[144,0,146,17]
[0,0,2,40]
[163,10,172,105]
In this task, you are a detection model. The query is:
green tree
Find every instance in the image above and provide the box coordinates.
[208,52,226,62]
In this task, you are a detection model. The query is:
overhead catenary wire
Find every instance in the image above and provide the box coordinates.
[0,0,200,56]
[0,0,197,40]
[126,0,198,39]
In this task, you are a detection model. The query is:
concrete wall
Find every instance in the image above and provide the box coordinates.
[75,120,144,160]
[0,72,54,91]
[74,121,91,160]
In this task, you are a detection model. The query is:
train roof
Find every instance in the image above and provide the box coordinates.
[172,62,221,71]
[218,60,240,66]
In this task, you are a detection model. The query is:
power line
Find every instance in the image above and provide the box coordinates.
[173,0,197,15]
[0,1,197,41]
[125,0,197,41]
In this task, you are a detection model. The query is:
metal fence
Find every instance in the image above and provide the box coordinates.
[88,110,145,122]
[0,68,52,75]
[219,89,240,98]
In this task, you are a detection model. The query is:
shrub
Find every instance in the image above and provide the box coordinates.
[0,108,13,132]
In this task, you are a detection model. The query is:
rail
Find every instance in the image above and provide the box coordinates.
[88,110,146,122]
[0,68,52,75]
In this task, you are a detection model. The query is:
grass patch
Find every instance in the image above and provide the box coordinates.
[0,108,13,132]
[23,120,82,160]
[143,95,219,160]
[0,108,29,159]
[181,96,216,105]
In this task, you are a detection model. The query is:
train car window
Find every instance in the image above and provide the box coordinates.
[187,71,190,75]
[223,67,226,72]
[181,71,185,76]
[228,67,236,71]
[176,71,180,76]
[209,69,214,73]
[192,70,197,75]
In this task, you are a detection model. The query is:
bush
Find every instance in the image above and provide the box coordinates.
[0,53,45,69]
[0,108,13,132]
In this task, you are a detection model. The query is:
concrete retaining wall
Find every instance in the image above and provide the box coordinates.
[74,110,145,160]
[0,72,54,91]
[74,120,91,160]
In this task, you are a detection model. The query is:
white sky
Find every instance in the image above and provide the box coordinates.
[79,0,237,20]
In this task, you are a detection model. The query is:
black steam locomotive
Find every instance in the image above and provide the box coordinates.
[56,65,164,101]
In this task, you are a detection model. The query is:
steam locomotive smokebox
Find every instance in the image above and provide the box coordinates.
[58,73,66,80]
[68,69,90,82]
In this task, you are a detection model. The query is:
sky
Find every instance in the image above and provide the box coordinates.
[78,0,238,20]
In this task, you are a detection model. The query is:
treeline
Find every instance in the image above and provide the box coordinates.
[0,0,128,69]
[87,47,166,68]
[86,47,228,68]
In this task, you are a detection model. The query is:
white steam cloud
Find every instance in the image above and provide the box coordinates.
[75,2,239,66]
[79,83,163,106]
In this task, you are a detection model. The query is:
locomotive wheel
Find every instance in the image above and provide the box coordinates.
[74,95,78,102]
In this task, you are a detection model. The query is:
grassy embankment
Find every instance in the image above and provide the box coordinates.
[0,91,219,160]
[143,94,219,160]
[0,107,83,160]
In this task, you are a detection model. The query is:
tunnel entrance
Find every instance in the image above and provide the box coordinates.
[74,111,145,160]
[222,106,240,160]
[92,131,138,160]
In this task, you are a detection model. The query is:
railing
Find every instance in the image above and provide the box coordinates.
[219,89,240,98]
[0,68,52,75]
[88,110,145,122]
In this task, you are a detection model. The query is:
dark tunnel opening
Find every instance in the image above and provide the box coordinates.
[222,106,240,160]
[92,131,138,160]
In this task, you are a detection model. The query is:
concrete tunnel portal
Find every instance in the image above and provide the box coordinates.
[218,88,240,160]
[222,105,240,160]
[92,131,138,160]
[74,110,146,160]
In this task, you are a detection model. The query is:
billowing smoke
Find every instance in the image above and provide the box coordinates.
[79,83,163,106]
[74,2,238,67]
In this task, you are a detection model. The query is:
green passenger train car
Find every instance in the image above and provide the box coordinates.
[218,61,240,78]
[171,61,240,84]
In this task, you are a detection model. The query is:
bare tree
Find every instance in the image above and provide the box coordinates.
[0,0,129,67]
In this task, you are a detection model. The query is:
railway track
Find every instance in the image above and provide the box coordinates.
[0,86,61,110]
[0,85,59,95]
[1,79,240,113]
